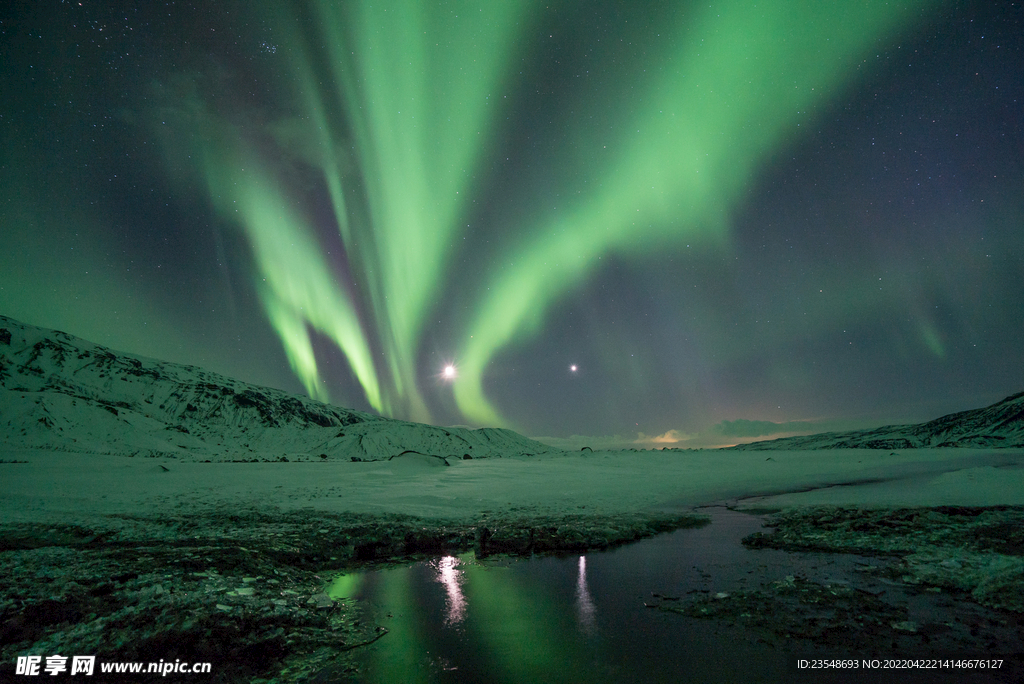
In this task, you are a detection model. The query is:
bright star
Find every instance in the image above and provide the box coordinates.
[570,364,578,372]
[443,364,457,380]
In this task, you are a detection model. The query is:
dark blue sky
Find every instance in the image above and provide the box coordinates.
[1,0,1021,447]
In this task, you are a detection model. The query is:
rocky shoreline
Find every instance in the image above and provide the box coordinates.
[0,509,707,683]
[3,506,1022,682]
[649,505,1024,682]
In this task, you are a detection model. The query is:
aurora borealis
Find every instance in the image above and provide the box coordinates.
[2,0,1022,446]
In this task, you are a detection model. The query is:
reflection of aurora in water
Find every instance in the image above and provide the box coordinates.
[330,509,858,682]
[433,553,595,633]
[330,554,578,683]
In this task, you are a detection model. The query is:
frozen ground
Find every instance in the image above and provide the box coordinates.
[3,311,1022,528]
[1,446,1022,529]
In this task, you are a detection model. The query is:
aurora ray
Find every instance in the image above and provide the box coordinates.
[452,0,938,426]
[25,0,1011,439]
[147,0,947,428]
[264,0,536,421]
[195,125,384,411]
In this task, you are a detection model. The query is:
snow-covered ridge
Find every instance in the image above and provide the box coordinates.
[731,392,1024,450]
[0,315,556,461]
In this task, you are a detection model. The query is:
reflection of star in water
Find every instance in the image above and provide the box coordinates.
[575,556,597,635]
[434,556,466,626]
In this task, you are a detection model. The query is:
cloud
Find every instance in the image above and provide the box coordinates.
[534,421,816,452]
[531,430,696,451]
[531,434,647,451]
[532,417,884,452]
[635,429,695,445]
[712,419,814,438]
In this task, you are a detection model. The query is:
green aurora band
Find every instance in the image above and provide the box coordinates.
[452,0,937,426]
[266,0,535,421]
[201,146,383,409]
[190,0,938,426]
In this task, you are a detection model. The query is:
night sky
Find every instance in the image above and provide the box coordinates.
[2,0,1022,448]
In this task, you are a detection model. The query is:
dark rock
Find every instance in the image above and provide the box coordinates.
[475,527,491,558]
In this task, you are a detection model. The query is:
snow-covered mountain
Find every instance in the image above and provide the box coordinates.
[0,315,555,461]
[731,392,1024,450]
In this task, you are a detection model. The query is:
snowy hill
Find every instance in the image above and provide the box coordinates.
[0,315,555,461]
[731,392,1024,450]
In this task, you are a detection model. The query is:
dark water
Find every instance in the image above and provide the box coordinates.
[317,507,1015,684]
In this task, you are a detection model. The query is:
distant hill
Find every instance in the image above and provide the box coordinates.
[730,392,1024,450]
[0,315,555,461]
